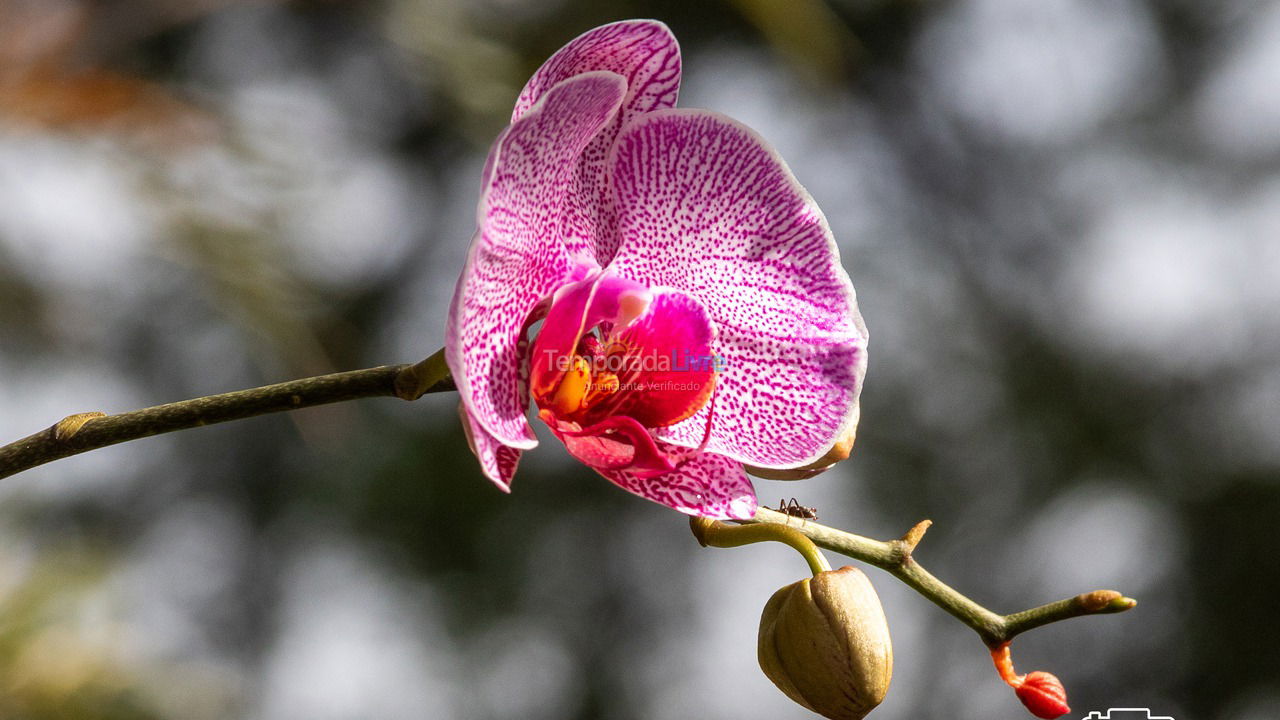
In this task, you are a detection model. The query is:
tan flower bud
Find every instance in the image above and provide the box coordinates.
[758,565,892,719]
[746,415,858,480]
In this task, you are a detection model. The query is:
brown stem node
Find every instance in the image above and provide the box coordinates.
[1076,590,1122,612]
[899,519,932,553]
[394,349,453,401]
[1107,596,1138,612]
[53,412,106,441]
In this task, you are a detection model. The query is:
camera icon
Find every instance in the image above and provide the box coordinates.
[1083,709,1175,720]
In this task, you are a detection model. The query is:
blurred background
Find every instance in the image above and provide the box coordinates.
[0,0,1276,718]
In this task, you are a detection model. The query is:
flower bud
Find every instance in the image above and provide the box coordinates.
[991,643,1071,720]
[1015,671,1070,719]
[758,565,892,720]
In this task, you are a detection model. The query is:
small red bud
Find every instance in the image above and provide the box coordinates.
[990,644,1071,719]
[1014,671,1070,719]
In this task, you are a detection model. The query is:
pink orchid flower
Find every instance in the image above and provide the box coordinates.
[445,20,867,519]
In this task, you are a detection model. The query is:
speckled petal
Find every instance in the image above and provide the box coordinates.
[459,403,521,490]
[599,448,758,520]
[446,71,627,449]
[513,20,681,266]
[607,109,868,469]
[513,20,680,126]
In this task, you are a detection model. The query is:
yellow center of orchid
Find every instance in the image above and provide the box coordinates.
[549,353,622,416]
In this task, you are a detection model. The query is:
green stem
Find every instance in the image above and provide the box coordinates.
[691,516,831,575]
[0,349,454,481]
[733,507,1136,646]
[1,342,1137,652]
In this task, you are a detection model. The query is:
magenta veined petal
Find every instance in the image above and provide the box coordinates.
[598,448,758,520]
[459,404,521,491]
[513,20,682,267]
[606,109,868,469]
[513,20,680,126]
[446,71,627,450]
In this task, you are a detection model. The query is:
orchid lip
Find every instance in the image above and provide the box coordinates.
[529,274,718,432]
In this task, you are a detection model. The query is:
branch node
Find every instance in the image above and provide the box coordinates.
[394,351,452,401]
[52,412,106,442]
[1076,589,1121,612]
[393,369,426,401]
[893,519,932,563]
[1073,590,1137,614]
[1107,596,1138,612]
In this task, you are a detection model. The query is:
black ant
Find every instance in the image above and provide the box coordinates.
[776,498,818,522]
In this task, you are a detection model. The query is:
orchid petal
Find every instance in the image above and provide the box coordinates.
[607,109,868,469]
[459,404,521,490]
[513,20,680,127]
[514,20,681,266]
[447,72,627,448]
[598,449,758,520]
